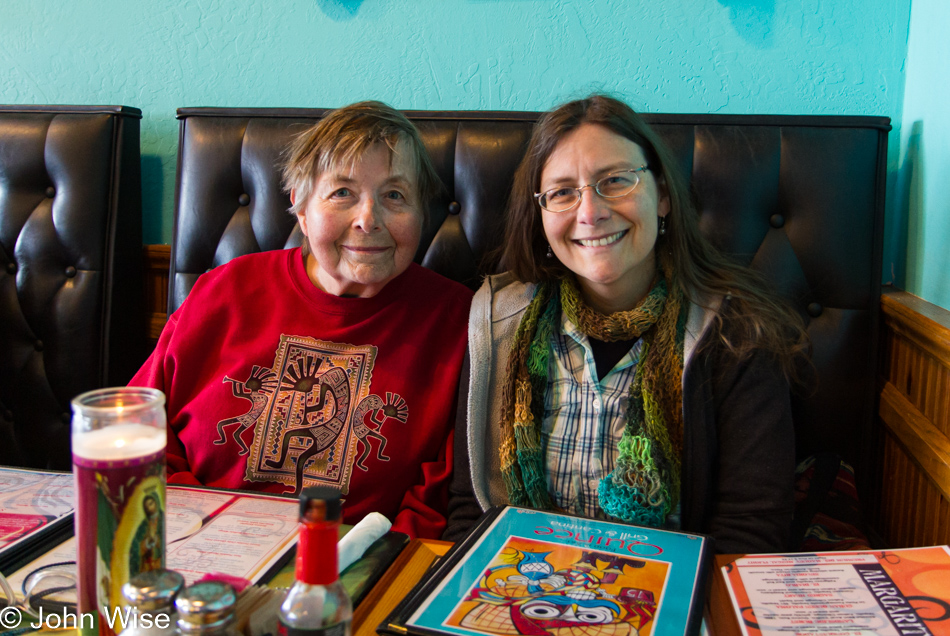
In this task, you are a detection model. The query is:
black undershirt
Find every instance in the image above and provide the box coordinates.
[588,336,639,381]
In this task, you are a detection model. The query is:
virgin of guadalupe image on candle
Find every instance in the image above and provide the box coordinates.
[93,465,166,615]
[130,492,164,572]
[445,538,666,636]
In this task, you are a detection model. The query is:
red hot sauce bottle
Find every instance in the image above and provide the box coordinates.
[278,487,353,636]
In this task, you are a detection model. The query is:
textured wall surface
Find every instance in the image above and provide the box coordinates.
[894,0,950,311]
[2,0,911,253]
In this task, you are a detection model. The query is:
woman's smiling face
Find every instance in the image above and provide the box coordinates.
[539,123,670,313]
[293,141,423,298]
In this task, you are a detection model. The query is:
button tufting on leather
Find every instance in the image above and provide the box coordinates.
[1,106,144,470]
[238,193,250,206]
[161,109,888,494]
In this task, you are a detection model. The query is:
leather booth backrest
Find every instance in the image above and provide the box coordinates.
[0,105,145,469]
[171,108,889,474]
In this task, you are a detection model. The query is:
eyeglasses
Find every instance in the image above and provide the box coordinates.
[23,562,76,613]
[535,166,650,213]
[0,561,76,621]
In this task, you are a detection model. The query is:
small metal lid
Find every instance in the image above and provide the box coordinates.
[300,486,342,522]
[122,569,185,612]
[175,581,237,632]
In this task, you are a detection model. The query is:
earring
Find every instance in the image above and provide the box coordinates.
[658,217,667,236]
[546,245,554,259]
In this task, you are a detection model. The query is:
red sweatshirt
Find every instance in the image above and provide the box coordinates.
[132,248,472,539]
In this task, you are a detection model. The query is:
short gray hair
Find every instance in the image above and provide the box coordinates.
[282,101,441,220]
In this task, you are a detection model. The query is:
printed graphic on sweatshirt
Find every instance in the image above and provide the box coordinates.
[216,334,408,495]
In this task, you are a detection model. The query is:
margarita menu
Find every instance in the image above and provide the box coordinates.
[722,546,950,636]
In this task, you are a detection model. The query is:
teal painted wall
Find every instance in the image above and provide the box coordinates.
[2,0,911,256]
[894,0,950,311]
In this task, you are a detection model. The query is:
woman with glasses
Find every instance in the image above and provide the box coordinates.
[445,95,808,553]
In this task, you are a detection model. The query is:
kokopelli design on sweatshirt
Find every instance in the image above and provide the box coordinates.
[224,335,408,494]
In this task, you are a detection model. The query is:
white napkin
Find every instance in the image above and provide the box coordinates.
[338,512,392,572]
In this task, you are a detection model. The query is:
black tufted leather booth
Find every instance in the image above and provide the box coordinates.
[171,108,889,484]
[0,105,146,469]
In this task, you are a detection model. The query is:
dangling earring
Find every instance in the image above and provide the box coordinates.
[546,245,554,259]
[658,216,667,236]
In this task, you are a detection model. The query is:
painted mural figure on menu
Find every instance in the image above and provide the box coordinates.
[450,544,659,636]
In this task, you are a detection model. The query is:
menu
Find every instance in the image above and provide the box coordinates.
[0,467,74,573]
[383,506,712,636]
[7,485,299,595]
[722,547,950,636]
[163,487,299,583]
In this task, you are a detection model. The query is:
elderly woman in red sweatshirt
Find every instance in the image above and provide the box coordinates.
[133,102,473,539]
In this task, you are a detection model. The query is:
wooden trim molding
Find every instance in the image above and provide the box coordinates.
[879,382,950,502]
[144,244,170,341]
[880,289,950,437]
[882,289,950,371]
[873,286,950,547]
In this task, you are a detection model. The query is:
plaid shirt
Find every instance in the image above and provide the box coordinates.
[542,312,642,517]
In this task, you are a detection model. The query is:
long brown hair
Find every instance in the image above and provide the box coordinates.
[501,94,809,381]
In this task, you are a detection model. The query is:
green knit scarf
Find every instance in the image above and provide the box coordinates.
[499,272,688,527]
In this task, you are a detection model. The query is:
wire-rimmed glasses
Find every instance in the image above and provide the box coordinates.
[535,166,650,213]
[0,560,76,623]
[22,562,76,615]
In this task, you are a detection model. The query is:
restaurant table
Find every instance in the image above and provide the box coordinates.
[3,539,447,636]
[707,554,744,636]
[352,538,452,636]
[7,541,736,635]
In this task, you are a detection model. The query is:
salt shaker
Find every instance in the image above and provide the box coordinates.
[121,569,185,636]
[175,581,240,636]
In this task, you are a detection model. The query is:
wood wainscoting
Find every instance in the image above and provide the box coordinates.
[144,244,170,343]
[872,287,950,547]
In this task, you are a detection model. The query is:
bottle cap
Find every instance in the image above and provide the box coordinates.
[299,486,342,522]
[175,581,236,632]
[122,569,185,612]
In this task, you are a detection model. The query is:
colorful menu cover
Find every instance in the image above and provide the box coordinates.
[0,467,74,575]
[721,546,950,635]
[381,506,712,636]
